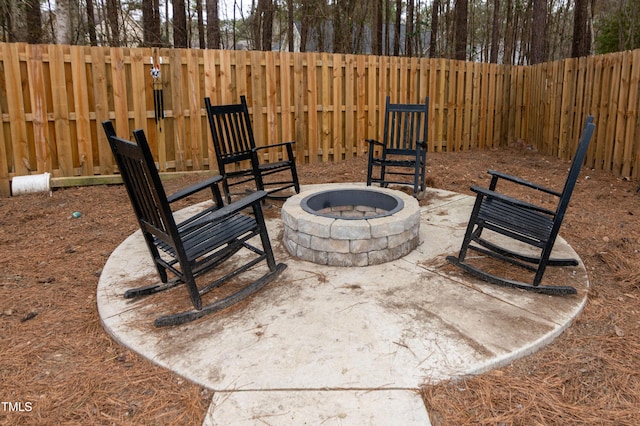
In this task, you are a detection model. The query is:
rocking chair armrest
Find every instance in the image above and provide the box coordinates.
[487,170,562,197]
[252,141,296,152]
[366,139,384,147]
[167,175,223,204]
[178,190,268,231]
[470,185,557,217]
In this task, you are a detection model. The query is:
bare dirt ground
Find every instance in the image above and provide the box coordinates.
[1,147,639,425]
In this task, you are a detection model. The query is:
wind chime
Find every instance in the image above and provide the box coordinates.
[150,50,164,128]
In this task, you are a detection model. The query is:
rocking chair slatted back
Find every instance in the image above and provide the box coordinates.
[208,101,256,163]
[384,100,429,153]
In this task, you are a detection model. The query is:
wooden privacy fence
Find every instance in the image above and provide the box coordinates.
[1,42,639,196]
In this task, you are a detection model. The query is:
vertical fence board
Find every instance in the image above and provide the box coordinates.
[109,47,129,138]
[71,46,93,175]
[27,44,52,173]
[187,48,204,170]
[168,49,185,170]
[4,43,30,175]
[399,57,408,99]
[344,54,356,158]
[320,52,331,162]
[478,62,490,149]
[460,61,473,150]
[280,52,293,145]
[333,54,344,161]
[594,56,612,170]
[0,60,9,195]
[266,52,280,163]
[559,58,575,159]
[249,50,265,162]
[445,61,454,150]
[202,50,219,170]
[626,50,640,179]
[614,52,632,176]
[548,61,562,156]
[0,95,8,195]
[91,47,113,174]
[584,55,600,168]
[433,59,446,151]
[235,50,249,98]
[49,44,74,177]
[573,56,588,144]
[485,64,495,148]
[376,55,389,152]
[605,54,622,172]
[453,61,465,150]
[306,52,318,163]
[130,48,147,134]
[356,55,366,156]
[366,55,379,147]
[293,53,306,162]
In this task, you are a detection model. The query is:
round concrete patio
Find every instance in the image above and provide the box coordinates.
[97,184,589,425]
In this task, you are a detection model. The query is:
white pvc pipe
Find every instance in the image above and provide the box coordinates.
[11,173,52,196]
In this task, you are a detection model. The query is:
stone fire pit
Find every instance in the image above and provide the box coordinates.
[281,184,420,266]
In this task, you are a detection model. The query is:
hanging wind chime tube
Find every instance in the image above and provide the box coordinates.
[150,55,164,125]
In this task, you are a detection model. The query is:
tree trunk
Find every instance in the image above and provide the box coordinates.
[384,0,391,54]
[371,0,382,55]
[27,0,43,44]
[503,0,513,65]
[86,0,97,45]
[287,0,295,51]
[430,0,440,57]
[299,0,310,52]
[571,0,591,57]
[55,0,70,44]
[489,0,500,63]
[143,0,162,47]
[206,0,221,49]
[173,0,188,48]
[196,0,205,48]
[405,0,414,56]
[262,0,275,50]
[106,0,120,46]
[454,0,468,60]
[530,0,547,64]
[393,0,401,55]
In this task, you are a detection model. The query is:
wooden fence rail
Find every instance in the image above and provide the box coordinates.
[1,43,639,196]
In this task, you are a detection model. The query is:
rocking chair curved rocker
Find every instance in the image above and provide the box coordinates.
[102,121,286,327]
[446,117,595,295]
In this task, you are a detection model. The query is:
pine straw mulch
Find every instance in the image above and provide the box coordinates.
[1,147,639,425]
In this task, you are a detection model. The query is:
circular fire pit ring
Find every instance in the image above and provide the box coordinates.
[301,188,404,219]
[282,185,421,266]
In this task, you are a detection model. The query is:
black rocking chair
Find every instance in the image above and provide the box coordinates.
[205,96,300,203]
[446,116,595,295]
[102,121,286,327]
[366,96,429,196]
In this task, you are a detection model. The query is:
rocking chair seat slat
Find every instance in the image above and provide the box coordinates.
[477,197,555,247]
[155,211,257,261]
